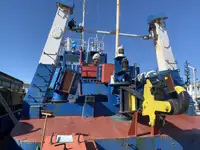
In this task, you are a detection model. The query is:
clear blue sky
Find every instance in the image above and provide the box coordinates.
[0,0,200,83]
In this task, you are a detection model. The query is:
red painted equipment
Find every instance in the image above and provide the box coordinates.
[128,111,160,137]
[101,64,114,83]
[81,65,97,78]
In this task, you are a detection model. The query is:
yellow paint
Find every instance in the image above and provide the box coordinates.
[129,94,136,111]
[174,86,186,94]
[142,79,171,127]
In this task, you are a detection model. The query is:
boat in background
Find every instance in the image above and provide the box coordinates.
[0,71,25,136]
[187,82,200,100]
[184,61,200,115]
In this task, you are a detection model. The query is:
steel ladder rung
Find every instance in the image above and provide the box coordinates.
[0,93,18,125]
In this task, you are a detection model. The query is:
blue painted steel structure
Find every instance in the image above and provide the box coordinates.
[9,2,200,149]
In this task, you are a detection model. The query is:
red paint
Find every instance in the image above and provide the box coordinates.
[11,114,200,143]
[101,64,114,83]
[79,50,83,65]
[81,66,97,78]
[128,111,138,136]
[42,133,88,150]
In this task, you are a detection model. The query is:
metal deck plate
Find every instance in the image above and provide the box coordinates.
[56,135,73,143]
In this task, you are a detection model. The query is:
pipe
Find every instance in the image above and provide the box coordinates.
[115,0,120,57]
[81,0,86,48]
[66,27,146,38]
[84,29,145,38]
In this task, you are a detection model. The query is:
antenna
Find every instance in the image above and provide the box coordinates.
[81,0,86,50]
[184,61,191,86]
[115,0,120,57]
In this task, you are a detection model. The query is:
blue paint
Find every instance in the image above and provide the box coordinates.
[75,95,107,103]
[82,82,108,95]
[82,103,94,117]
[49,68,61,89]
[29,105,40,118]
[95,135,200,150]
[10,4,198,148]
[16,141,40,150]
[94,85,119,116]
[114,56,124,75]
[71,40,77,50]
[147,13,168,24]
[52,91,68,102]
[58,0,74,10]
[97,65,102,81]
[55,69,64,91]
[94,102,117,116]
[186,104,196,116]
[44,103,83,116]
[65,54,80,65]
[24,64,54,104]
[65,64,80,72]
[159,70,184,86]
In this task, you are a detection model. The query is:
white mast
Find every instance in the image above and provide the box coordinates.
[188,65,200,115]
[115,0,120,57]
[81,0,86,49]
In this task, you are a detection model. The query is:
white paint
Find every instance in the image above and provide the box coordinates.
[56,135,73,143]
[65,37,72,51]
[115,0,120,57]
[117,45,124,57]
[81,0,86,47]
[187,84,200,100]
[154,22,178,71]
[39,7,71,64]
[51,26,63,39]
[110,75,115,84]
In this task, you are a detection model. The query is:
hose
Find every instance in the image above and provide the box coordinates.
[169,86,190,115]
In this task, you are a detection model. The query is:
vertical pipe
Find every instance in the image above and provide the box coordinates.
[81,0,86,50]
[115,0,120,57]
[193,68,197,100]
[188,65,200,115]
[120,89,124,113]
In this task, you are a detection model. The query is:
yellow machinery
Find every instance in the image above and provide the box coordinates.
[142,79,188,127]
[142,79,171,126]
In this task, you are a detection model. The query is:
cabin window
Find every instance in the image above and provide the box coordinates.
[65,54,80,65]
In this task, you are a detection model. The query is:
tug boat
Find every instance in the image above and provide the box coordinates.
[6,0,200,150]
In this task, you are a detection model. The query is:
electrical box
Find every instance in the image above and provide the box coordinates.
[81,66,97,78]
[101,64,114,83]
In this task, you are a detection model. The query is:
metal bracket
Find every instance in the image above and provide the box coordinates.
[43,52,57,61]
[85,96,95,103]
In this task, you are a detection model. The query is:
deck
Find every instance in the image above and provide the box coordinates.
[11,114,200,143]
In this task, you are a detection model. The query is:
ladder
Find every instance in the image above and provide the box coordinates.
[0,92,18,125]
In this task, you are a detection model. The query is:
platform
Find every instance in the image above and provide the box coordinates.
[12,115,200,139]
[10,114,200,149]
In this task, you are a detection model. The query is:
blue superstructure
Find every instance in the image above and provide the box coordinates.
[8,2,200,150]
